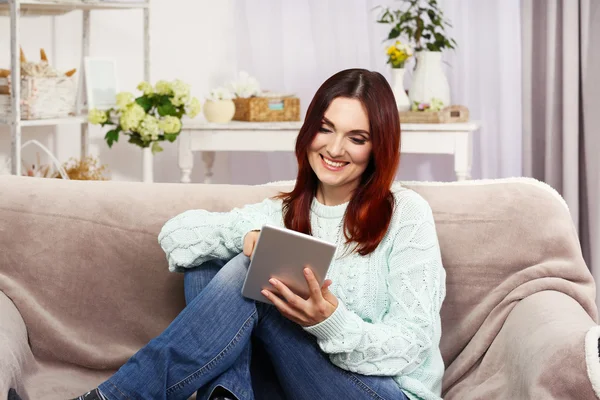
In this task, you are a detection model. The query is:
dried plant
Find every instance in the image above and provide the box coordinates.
[52,156,110,181]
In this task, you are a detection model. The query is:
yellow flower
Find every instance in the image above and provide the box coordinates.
[159,116,182,134]
[116,92,135,110]
[387,40,413,68]
[187,97,201,118]
[154,80,172,96]
[139,115,160,141]
[119,103,146,132]
[137,81,154,96]
[88,108,108,125]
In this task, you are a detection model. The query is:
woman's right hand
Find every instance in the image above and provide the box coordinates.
[243,230,260,258]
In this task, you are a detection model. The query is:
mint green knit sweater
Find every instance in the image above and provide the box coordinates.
[158,184,446,400]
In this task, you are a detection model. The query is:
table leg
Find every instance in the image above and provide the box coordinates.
[178,130,193,183]
[202,151,216,184]
[454,132,472,181]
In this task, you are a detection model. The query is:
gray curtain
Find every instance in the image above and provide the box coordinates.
[522,0,600,305]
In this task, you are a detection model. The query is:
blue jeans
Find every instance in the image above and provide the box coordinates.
[98,254,407,400]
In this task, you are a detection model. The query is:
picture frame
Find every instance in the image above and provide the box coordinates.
[83,57,119,110]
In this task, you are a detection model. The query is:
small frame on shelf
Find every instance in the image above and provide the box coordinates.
[84,57,119,110]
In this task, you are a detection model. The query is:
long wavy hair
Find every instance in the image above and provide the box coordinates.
[276,69,401,256]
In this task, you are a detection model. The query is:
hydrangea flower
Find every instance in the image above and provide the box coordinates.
[119,103,146,132]
[154,80,172,96]
[88,108,108,125]
[137,81,154,96]
[139,115,160,141]
[116,92,134,110]
[170,79,191,106]
[159,116,182,134]
[186,97,201,118]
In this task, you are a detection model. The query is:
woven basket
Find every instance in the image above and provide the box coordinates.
[0,76,77,120]
[399,105,470,124]
[233,96,300,122]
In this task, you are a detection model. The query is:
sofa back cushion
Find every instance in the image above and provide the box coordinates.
[0,176,595,370]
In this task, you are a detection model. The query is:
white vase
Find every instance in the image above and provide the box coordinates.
[391,68,411,112]
[142,146,153,183]
[203,99,235,123]
[409,51,451,108]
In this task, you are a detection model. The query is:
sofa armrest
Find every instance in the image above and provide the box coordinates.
[500,290,600,399]
[0,291,32,397]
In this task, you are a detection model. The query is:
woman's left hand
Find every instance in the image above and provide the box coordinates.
[262,267,339,327]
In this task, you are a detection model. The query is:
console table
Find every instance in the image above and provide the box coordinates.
[178,120,481,184]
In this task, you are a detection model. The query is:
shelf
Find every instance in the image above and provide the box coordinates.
[0,1,148,16]
[0,115,88,126]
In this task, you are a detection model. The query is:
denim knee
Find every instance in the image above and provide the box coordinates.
[184,259,226,304]
[215,253,251,288]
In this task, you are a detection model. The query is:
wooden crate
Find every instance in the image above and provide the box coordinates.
[0,75,77,120]
[233,96,300,122]
[399,105,470,123]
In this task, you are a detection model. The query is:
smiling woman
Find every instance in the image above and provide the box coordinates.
[278,69,401,256]
[72,69,445,400]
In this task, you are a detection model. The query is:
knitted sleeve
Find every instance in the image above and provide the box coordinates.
[158,198,277,272]
[304,193,445,376]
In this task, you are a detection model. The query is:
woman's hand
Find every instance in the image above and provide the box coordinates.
[262,267,338,327]
[243,230,260,258]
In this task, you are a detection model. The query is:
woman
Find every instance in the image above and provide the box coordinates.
[74,69,446,400]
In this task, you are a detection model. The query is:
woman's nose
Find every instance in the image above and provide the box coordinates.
[326,135,345,158]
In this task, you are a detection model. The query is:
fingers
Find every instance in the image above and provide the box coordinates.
[261,289,304,324]
[242,240,252,257]
[269,278,305,309]
[303,268,324,301]
[242,233,254,257]
[321,279,338,306]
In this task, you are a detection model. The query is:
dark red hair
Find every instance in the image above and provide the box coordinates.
[276,69,401,255]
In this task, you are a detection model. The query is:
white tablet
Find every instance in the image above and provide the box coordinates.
[241,224,337,304]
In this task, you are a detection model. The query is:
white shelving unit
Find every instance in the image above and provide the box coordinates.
[1,0,150,176]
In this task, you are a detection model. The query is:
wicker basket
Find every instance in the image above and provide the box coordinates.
[399,105,470,124]
[0,76,77,120]
[233,96,300,122]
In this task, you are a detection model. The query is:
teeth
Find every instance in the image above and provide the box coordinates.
[323,157,346,168]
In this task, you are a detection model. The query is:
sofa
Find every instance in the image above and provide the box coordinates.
[1,175,599,400]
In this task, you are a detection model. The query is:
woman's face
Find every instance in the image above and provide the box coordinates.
[308,97,372,193]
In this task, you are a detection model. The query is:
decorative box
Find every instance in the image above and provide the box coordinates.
[232,96,300,122]
[399,105,470,124]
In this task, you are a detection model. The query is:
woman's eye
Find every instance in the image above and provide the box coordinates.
[351,137,367,145]
[318,127,332,133]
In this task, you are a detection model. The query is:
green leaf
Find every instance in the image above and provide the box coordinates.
[151,142,164,154]
[135,96,152,113]
[427,9,436,22]
[104,128,120,148]
[157,102,178,117]
[127,133,145,147]
[388,26,401,40]
[164,133,178,142]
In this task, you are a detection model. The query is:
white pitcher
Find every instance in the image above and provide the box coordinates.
[409,51,451,107]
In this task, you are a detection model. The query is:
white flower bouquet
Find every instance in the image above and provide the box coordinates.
[230,71,261,98]
[88,79,201,154]
[205,86,235,101]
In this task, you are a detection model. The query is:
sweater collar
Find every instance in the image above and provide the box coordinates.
[310,197,348,219]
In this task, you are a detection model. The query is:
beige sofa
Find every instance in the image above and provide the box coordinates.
[1,175,599,400]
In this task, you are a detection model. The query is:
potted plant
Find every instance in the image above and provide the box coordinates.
[203,87,236,123]
[385,40,414,111]
[88,79,201,182]
[377,0,457,108]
